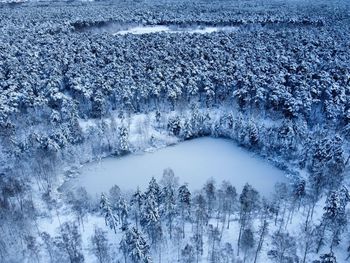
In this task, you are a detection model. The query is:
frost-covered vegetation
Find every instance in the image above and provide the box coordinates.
[0,0,349,262]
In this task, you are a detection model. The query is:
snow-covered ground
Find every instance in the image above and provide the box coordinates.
[113,25,238,35]
[68,137,287,197]
[38,192,347,263]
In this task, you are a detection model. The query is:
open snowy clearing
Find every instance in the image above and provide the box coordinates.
[113,25,238,35]
[70,137,287,197]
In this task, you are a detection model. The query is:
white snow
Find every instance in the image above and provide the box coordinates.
[113,25,238,35]
[70,137,287,197]
[115,25,170,35]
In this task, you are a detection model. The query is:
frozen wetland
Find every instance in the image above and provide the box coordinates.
[72,137,287,197]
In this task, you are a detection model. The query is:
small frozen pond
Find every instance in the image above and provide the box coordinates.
[70,138,287,197]
[113,25,238,35]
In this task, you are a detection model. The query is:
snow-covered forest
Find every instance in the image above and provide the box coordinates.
[0,0,349,262]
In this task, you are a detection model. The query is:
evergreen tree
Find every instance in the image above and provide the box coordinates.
[167,116,182,136]
[208,224,221,263]
[160,171,178,240]
[140,183,162,248]
[120,227,152,263]
[318,252,337,263]
[267,231,298,263]
[177,184,191,238]
[221,181,237,229]
[182,119,194,139]
[181,244,195,263]
[100,193,119,233]
[220,243,235,263]
[130,187,143,230]
[317,188,348,252]
[272,182,289,230]
[254,198,271,263]
[116,197,129,231]
[203,179,216,218]
[118,125,129,153]
[66,187,90,231]
[237,183,259,256]
[191,233,203,263]
[90,227,110,263]
[145,177,162,206]
[247,121,259,149]
[108,185,121,207]
[55,222,84,263]
[193,194,208,237]
[91,90,106,119]
[292,179,306,211]
[241,228,255,263]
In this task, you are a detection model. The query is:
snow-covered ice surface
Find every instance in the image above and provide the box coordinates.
[115,25,170,35]
[70,137,287,197]
[113,25,238,35]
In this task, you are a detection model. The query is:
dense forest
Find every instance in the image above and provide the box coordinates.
[0,0,349,262]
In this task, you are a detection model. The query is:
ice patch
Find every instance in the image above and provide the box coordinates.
[113,25,238,35]
[70,137,287,197]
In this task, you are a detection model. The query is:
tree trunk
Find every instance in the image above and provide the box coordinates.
[302,242,309,263]
[237,224,243,256]
[304,205,312,231]
[254,221,267,263]
[227,212,231,229]
[316,224,326,253]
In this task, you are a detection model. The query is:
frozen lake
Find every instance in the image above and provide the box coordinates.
[113,25,238,35]
[70,138,287,197]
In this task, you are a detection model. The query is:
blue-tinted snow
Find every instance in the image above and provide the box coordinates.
[73,137,287,197]
[113,25,238,35]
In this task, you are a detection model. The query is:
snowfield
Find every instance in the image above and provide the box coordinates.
[113,25,238,35]
[70,137,287,197]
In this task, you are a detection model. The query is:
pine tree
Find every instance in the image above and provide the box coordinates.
[220,243,235,263]
[145,177,162,206]
[120,227,152,263]
[90,227,110,263]
[191,233,203,263]
[167,116,182,136]
[237,183,259,256]
[116,197,129,231]
[66,187,90,231]
[108,185,121,207]
[160,179,177,239]
[55,222,84,263]
[241,228,255,263]
[267,231,298,263]
[140,183,162,248]
[208,224,221,263]
[131,187,143,230]
[221,181,237,230]
[319,252,337,263]
[247,121,259,149]
[91,89,106,119]
[100,193,119,233]
[181,244,195,263]
[193,194,208,238]
[272,182,289,231]
[254,198,271,263]
[183,119,194,140]
[317,188,348,252]
[301,223,316,263]
[178,184,191,238]
[203,179,216,218]
[292,179,306,211]
[118,125,129,154]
